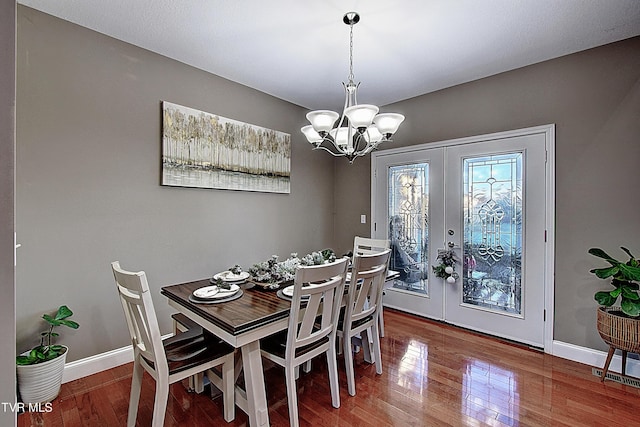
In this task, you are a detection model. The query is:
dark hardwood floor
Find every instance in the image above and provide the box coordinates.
[18,309,639,426]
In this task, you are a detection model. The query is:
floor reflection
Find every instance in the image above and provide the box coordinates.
[395,337,522,425]
[397,339,429,398]
[463,360,519,425]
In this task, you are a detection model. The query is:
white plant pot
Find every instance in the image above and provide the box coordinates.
[16,346,67,404]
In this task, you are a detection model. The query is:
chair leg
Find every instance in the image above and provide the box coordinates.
[360,329,372,364]
[222,360,235,422]
[127,360,144,427]
[621,350,628,376]
[371,322,383,375]
[601,346,616,382]
[285,366,300,427]
[151,378,170,427]
[344,334,357,396]
[303,360,312,373]
[189,372,205,393]
[379,309,385,338]
[327,346,341,408]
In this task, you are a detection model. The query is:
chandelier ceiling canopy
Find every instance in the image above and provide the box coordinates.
[301,12,405,164]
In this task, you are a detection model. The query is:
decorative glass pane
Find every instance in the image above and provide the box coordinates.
[462,153,523,315]
[388,163,429,295]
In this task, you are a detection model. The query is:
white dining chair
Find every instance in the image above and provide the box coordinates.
[338,249,391,396]
[111,261,236,426]
[260,257,349,427]
[353,236,390,257]
[352,236,391,337]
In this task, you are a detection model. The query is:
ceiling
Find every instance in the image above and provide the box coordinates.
[18,0,640,112]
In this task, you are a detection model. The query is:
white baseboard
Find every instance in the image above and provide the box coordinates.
[62,345,132,383]
[552,340,640,378]
[62,334,171,383]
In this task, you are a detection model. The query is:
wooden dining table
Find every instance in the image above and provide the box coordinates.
[161,279,292,427]
[161,270,399,426]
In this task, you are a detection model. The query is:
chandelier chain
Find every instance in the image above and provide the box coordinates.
[348,22,354,82]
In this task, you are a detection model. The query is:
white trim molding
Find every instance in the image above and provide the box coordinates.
[552,340,640,378]
[61,333,171,383]
[62,345,132,384]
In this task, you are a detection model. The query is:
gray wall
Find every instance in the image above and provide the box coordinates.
[16,7,334,362]
[334,36,640,351]
[14,3,640,365]
[1,0,16,425]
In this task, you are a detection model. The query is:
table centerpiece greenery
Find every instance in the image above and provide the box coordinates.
[248,249,336,288]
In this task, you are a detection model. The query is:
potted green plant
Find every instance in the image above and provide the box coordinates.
[589,247,640,380]
[16,305,79,404]
[589,247,640,317]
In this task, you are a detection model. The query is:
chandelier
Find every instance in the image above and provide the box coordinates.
[301,12,405,163]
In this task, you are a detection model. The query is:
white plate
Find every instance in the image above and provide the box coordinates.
[194,284,240,299]
[282,285,310,298]
[213,271,250,282]
[193,285,219,299]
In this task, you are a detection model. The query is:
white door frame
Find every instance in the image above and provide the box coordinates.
[371,124,555,354]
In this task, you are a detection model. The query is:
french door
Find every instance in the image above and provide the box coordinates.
[372,126,553,348]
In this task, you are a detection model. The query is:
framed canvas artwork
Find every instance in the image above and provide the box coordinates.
[161,101,291,193]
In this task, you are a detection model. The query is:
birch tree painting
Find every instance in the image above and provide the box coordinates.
[161,101,291,193]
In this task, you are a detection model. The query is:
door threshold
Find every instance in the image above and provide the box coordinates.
[383,306,543,352]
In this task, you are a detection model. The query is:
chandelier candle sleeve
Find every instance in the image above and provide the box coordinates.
[301,11,405,163]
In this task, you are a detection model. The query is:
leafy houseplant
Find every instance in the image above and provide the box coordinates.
[589,247,640,382]
[16,305,79,404]
[17,305,79,365]
[589,247,640,317]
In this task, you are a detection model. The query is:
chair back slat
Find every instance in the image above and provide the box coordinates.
[287,258,348,356]
[117,288,153,355]
[112,261,166,370]
[353,236,390,257]
[346,250,391,327]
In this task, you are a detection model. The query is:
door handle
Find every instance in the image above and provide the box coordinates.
[447,230,456,248]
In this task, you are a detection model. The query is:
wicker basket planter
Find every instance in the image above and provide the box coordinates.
[596,307,640,381]
[597,307,640,352]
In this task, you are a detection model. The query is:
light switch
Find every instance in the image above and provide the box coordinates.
[360,214,367,224]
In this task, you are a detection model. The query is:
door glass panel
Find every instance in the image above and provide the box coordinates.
[462,153,523,315]
[388,163,429,295]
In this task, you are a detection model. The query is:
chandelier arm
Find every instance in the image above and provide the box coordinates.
[319,134,347,155]
[351,148,372,159]
[313,143,346,157]
[354,133,368,154]
[336,112,349,131]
